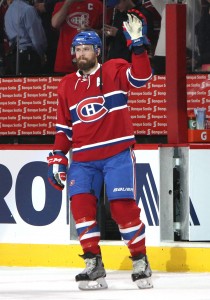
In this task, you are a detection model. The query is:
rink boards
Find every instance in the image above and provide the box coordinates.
[0,145,210,272]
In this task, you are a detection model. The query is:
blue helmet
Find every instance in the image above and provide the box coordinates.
[71,31,102,54]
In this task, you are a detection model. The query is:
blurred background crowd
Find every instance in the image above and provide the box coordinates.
[0,0,209,77]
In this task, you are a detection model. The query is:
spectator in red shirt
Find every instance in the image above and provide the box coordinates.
[51,0,103,74]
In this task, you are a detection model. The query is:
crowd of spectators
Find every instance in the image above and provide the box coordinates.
[195,0,210,71]
[0,0,209,76]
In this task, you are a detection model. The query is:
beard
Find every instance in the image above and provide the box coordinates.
[76,56,97,72]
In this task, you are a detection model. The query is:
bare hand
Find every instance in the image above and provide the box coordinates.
[104,24,118,37]
[34,3,46,13]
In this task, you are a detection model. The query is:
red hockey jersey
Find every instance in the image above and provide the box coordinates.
[53,0,103,73]
[53,51,153,162]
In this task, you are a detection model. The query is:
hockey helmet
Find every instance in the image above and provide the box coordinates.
[71,31,102,54]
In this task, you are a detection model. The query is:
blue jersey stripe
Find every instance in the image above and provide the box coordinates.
[56,124,72,140]
[127,68,153,88]
[70,92,128,124]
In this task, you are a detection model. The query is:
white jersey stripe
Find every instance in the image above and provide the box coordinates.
[72,135,134,152]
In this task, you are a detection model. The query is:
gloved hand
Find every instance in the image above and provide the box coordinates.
[123,9,150,49]
[47,151,68,191]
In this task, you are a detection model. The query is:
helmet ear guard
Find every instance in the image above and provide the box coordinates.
[71,31,102,55]
[96,47,101,57]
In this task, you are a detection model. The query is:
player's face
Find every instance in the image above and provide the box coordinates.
[116,0,129,12]
[75,45,97,72]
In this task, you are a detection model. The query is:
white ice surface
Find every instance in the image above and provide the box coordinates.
[0,267,210,300]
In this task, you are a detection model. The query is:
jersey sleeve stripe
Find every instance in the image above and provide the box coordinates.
[56,124,72,140]
[127,68,153,88]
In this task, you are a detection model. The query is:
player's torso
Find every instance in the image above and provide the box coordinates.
[62,63,128,112]
[59,61,135,161]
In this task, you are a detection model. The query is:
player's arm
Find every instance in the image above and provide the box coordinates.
[52,0,75,29]
[47,81,72,191]
[123,9,153,87]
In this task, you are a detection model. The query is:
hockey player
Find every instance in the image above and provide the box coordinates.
[47,9,153,290]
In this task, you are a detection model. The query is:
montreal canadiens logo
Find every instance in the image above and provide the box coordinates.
[76,96,108,123]
[66,12,89,29]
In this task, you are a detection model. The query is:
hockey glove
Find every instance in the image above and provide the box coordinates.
[47,151,68,191]
[123,9,150,50]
